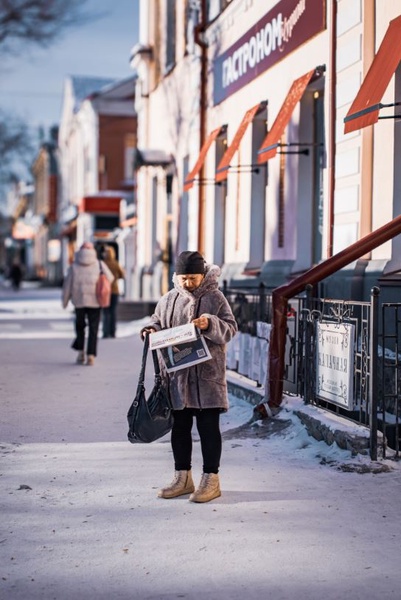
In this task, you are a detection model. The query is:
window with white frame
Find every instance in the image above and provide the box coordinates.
[165,0,176,72]
[213,129,228,266]
[124,134,136,181]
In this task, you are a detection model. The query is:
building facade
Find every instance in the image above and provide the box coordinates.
[132,0,401,302]
[31,127,61,284]
[58,74,138,297]
[130,0,195,299]
[7,181,36,280]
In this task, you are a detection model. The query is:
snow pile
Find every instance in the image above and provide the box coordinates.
[248,394,400,473]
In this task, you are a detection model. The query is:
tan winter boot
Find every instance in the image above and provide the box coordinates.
[76,351,85,364]
[189,473,221,503]
[158,470,195,499]
[86,355,95,366]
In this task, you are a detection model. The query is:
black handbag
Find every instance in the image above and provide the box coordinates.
[127,335,173,443]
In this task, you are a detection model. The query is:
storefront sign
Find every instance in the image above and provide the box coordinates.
[316,322,355,410]
[213,0,326,105]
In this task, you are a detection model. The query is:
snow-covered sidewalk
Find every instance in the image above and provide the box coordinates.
[2,391,401,599]
[1,288,401,599]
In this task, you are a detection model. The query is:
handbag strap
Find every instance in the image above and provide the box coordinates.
[98,260,104,274]
[138,334,161,389]
[151,346,161,376]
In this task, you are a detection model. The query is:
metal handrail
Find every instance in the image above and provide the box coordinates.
[268,214,401,411]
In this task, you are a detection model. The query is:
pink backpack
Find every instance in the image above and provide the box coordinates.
[96,261,111,308]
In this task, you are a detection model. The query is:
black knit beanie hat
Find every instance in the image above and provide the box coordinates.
[175,251,205,275]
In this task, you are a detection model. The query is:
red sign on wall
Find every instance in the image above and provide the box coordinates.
[213,0,326,105]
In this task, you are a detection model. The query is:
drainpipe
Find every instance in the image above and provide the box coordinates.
[194,0,208,255]
[327,0,337,258]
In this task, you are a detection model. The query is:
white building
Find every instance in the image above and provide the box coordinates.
[131,0,401,302]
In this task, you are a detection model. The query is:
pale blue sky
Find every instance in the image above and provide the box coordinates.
[0,0,139,139]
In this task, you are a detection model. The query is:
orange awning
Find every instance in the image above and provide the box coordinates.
[257,70,316,163]
[80,195,122,214]
[344,15,401,133]
[184,127,224,191]
[216,102,266,183]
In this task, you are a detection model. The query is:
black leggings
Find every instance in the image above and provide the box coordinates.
[171,408,222,474]
[72,307,101,356]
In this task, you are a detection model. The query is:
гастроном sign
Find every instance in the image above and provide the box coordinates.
[213,0,326,105]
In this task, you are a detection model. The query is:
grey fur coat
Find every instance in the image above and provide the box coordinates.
[145,264,238,411]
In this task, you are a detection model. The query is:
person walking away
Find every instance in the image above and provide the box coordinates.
[141,250,238,503]
[102,246,125,338]
[62,242,114,366]
[9,260,23,290]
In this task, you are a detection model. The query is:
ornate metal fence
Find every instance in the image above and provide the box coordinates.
[223,282,388,459]
[296,287,378,459]
[221,282,272,335]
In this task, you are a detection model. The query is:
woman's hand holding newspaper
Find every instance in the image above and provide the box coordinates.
[191,315,209,331]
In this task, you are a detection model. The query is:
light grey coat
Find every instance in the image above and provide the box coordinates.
[62,247,114,309]
[145,264,238,411]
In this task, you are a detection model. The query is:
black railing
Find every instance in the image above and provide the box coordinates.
[380,303,401,459]
[222,282,389,460]
[222,281,272,336]
[297,287,378,459]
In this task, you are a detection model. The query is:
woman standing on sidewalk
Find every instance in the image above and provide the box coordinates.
[62,242,114,366]
[101,245,125,338]
[141,251,238,503]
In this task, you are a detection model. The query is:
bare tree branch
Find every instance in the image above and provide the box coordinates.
[0,0,95,55]
[0,110,34,177]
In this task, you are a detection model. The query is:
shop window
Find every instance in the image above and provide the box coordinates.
[184,0,190,52]
[84,148,91,176]
[94,215,119,231]
[178,156,190,253]
[164,174,174,289]
[278,147,285,248]
[98,154,107,191]
[124,134,136,180]
[294,78,325,271]
[312,92,325,264]
[165,0,176,72]
[124,147,135,180]
[247,107,268,270]
[185,0,201,54]
[213,130,228,266]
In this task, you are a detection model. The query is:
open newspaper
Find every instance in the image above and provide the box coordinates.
[149,323,212,373]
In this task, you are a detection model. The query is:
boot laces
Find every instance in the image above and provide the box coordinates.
[199,473,216,491]
[170,471,186,487]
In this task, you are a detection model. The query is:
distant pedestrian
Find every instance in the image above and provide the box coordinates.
[8,260,23,290]
[141,251,238,503]
[62,242,114,366]
[101,246,125,338]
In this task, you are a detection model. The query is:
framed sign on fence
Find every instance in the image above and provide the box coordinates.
[315,321,355,410]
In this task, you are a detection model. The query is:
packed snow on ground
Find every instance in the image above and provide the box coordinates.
[2,287,401,599]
